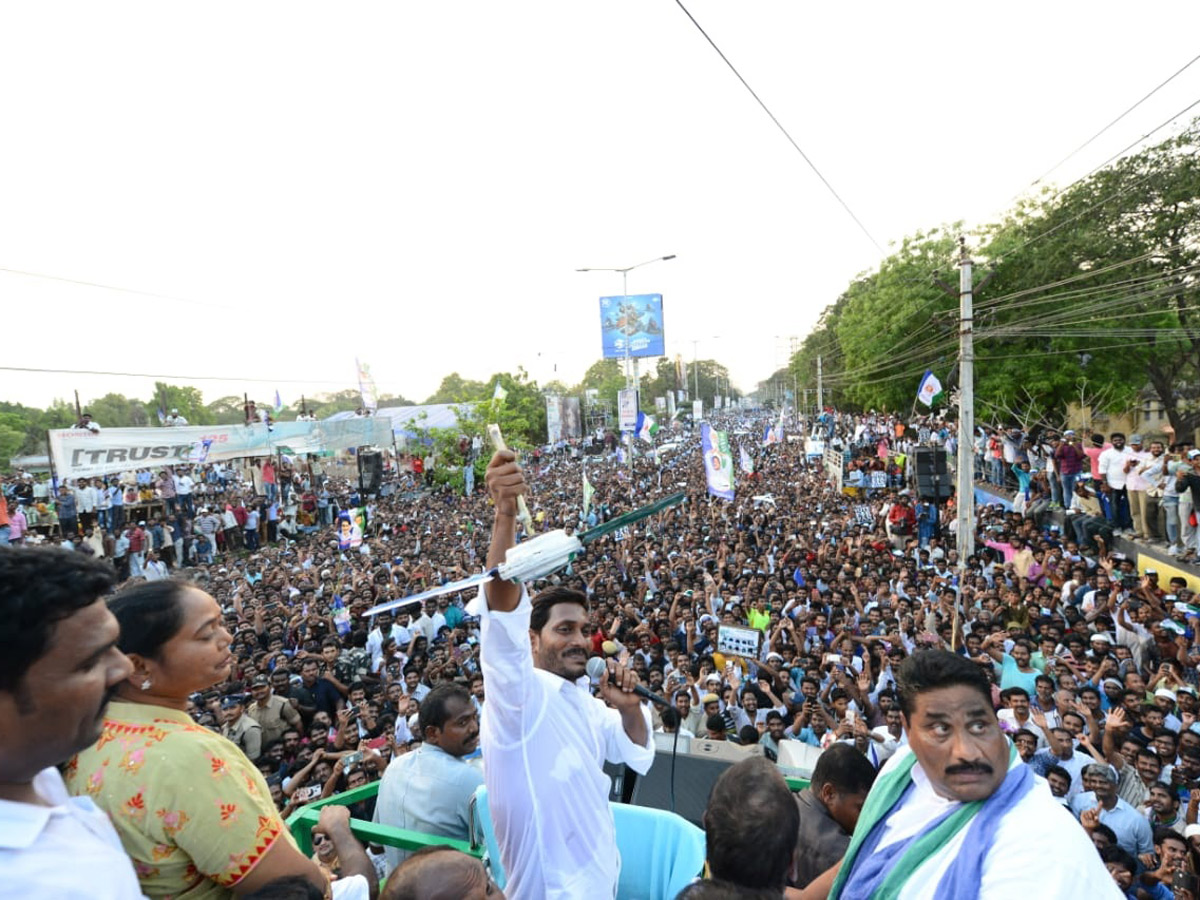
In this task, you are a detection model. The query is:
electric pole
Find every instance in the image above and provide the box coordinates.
[816,356,823,411]
[955,237,975,575]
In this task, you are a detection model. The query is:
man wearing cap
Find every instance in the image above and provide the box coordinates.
[825,650,1117,899]
[127,520,147,577]
[1071,762,1153,857]
[247,672,302,746]
[220,694,262,762]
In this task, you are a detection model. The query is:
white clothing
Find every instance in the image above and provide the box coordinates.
[865,746,1121,899]
[997,708,1049,748]
[0,767,145,899]
[477,587,654,900]
[75,485,97,514]
[1098,446,1133,489]
[870,725,906,764]
[1125,450,1151,492]
[330,875,370,900]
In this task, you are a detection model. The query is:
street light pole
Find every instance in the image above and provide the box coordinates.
[577,253,675,463]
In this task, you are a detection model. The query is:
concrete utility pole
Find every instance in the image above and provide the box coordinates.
[816,356,823,411]
[955,237,976,630]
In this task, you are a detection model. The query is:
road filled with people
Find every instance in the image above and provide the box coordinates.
[5,407,1200,898]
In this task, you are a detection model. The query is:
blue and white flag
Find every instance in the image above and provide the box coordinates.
[701,423,735,501]
[739,445,754,475]
[635,411,658,443]
[916,370,944,407]
[274,389,283,413]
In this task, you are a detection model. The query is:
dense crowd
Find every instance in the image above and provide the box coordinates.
[5,405,1200,898]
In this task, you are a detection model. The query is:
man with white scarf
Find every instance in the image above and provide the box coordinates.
[823,649,1118,899]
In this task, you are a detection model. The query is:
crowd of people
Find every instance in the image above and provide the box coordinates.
[4,404,1200,898]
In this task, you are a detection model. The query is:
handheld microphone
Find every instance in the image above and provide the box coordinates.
[586,656,669,707]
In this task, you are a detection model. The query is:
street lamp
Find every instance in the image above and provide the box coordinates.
[576,254,675,392]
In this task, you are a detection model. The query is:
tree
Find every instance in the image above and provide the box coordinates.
[206,395,249,425]
[425,373,488,405]
[149,382,211,426]
[88,392,151,428]
[829,228,961,413]
[976,129,1200,432]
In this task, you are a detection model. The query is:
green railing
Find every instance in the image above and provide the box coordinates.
[284,781,482,859]
[285,773,810,857]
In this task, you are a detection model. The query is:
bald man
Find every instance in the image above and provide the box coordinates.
[382,847,505,900]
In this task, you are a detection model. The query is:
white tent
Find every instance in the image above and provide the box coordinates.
[325,403,470,438]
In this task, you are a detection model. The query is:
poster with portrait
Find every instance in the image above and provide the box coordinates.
[562,397,582,439]
[335,510,363,550]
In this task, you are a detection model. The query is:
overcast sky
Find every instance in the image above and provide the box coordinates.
[4,2,1200,412]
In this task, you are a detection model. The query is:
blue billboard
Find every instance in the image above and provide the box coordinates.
[599,293,666,359]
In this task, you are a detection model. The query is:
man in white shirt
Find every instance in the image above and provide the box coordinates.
[173,470,195,517]
[475,450,654,900]
[825,650,1119,899]
[1098,432,1134,534]
[0,547,143,899]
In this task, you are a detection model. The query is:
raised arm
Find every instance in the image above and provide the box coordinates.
[483,450,525,612]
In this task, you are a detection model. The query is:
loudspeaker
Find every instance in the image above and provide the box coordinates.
[603,761,634,804]
[913,448,952,501]
[630,750,737,827]
[358,449,383,494]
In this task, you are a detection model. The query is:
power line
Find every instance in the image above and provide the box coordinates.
[671,0,885,255]
[0,266,237,311]
[1033,51,1200,186]
[0,364,360,389]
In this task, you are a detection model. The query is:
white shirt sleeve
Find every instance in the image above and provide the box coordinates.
[477,586,545,742]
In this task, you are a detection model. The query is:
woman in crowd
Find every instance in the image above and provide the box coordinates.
[65,580,330,898]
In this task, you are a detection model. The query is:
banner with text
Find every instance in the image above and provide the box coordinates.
[618,389,639,432]
[49,419,393,480]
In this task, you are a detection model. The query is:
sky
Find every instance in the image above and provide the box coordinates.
[4,2,1200,412]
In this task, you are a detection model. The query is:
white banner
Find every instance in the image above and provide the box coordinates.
[692,400,703,422]
[49,419,393,480]
[618,389,639,433]
[546,396,563,443]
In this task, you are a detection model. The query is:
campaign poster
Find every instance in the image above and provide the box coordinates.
[563,397,582,439]
[599,294,666,359]
[618,389,639,433]
[701,423,735,501]
[546,396,563,443]
[336,511,363,550]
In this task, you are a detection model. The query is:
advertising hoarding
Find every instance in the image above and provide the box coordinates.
[599,294,665,359]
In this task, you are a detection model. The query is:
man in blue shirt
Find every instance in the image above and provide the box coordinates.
[374,683,483,872]
[1071,762,1153,858]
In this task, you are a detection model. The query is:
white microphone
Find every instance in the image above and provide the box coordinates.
[586,656,669,706]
